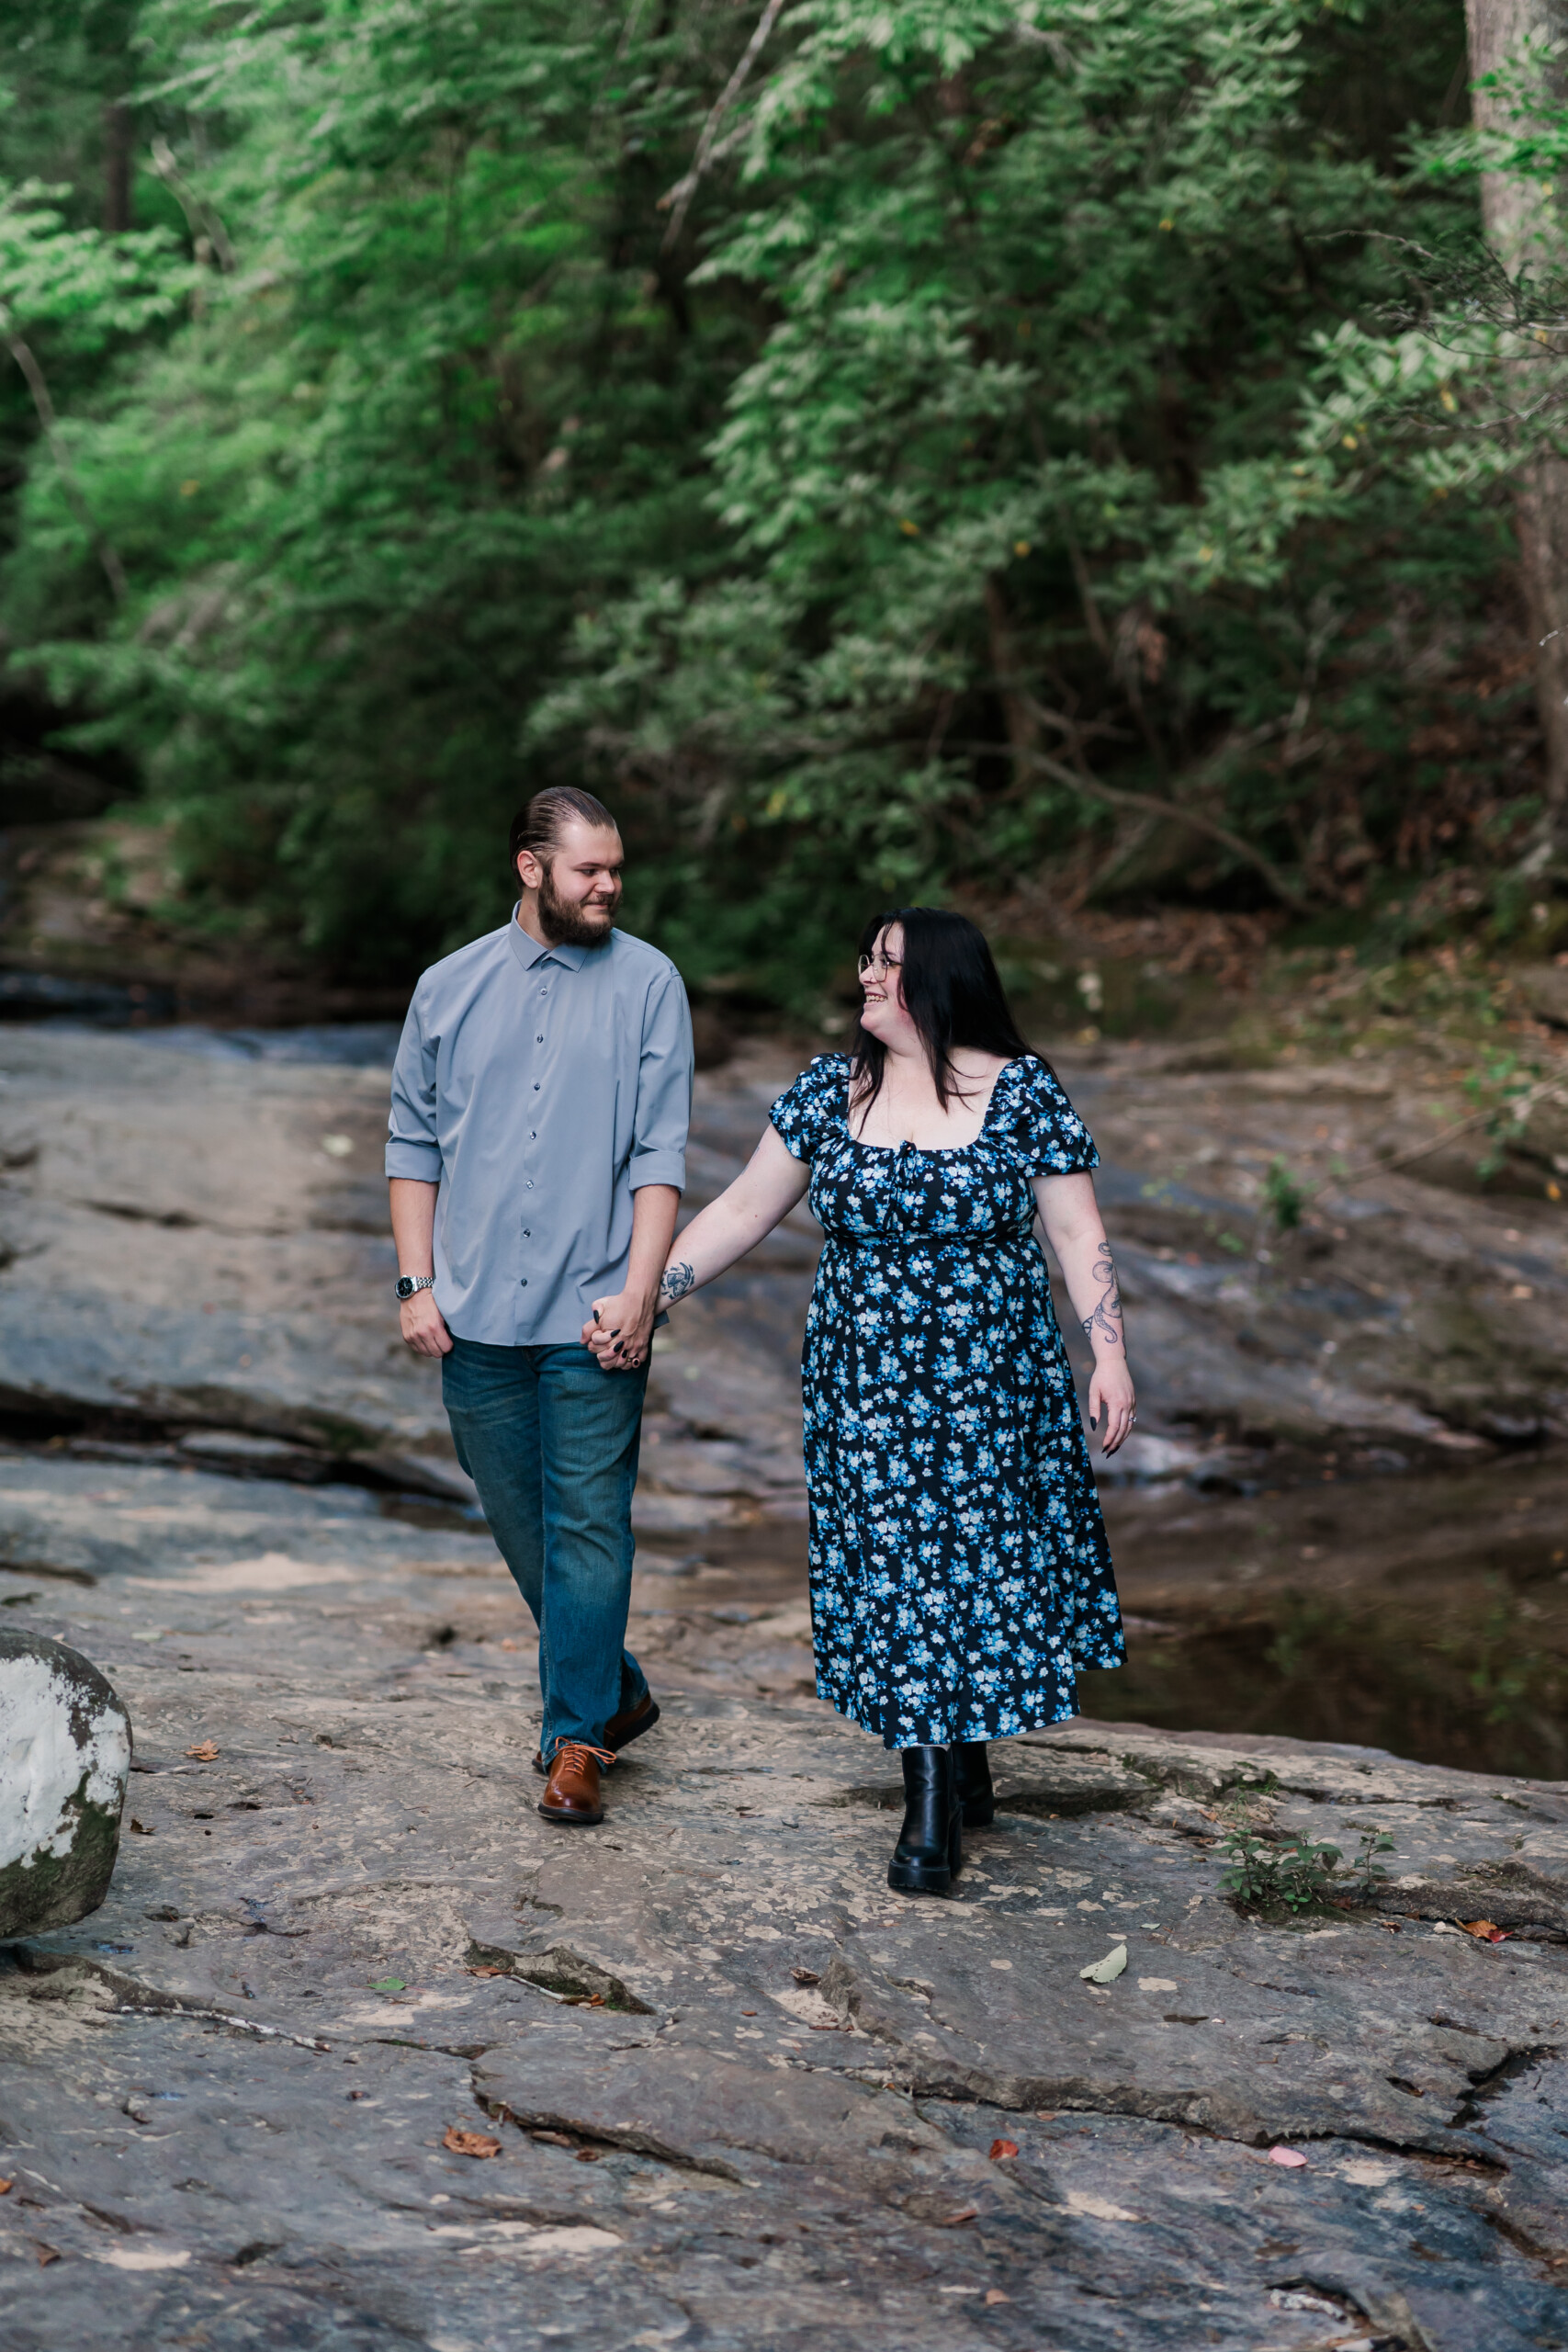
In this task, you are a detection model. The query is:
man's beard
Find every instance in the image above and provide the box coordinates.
[536,863,618,947]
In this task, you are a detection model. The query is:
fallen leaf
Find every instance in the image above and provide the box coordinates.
[35,2244,61,2266]
[1457,1918,1509,1943]
[1268,2146,1309,2169]
[1138,1976,1178,1992]
[369,1976,408,1992]
[985,2290,1010,2305]
[988,2139,1019,2161]
[468,1965,508,1979]
[442,2127,501,2159]
[185,1742,219,1762]
[1079,1943,1128,1984]
[936,2206,979,2227]
[0,2178,11,2194]
[791,1966,820,1985]
[129,1819,153,1836]
[499,1638,519,1651]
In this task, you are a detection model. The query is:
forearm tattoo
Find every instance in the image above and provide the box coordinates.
[1082,1241,1123,1350]
[660,1261,695,1304]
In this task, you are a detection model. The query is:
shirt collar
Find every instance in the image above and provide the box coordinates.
[506,907,594,973]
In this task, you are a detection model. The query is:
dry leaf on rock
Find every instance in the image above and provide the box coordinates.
[129,1818,153,1835]
[988,2139,1019,2160]
[1138,1976,1177,1992]
[985,2290,1010,2306]
[0,2178,12,2195]
[1268,2146,1309,2168]
[185,1742,219,1762]
[1080,1943,1128,1984]
[442,2126,501,2159]
[791,1966,820,1985]
[1457,1918,1508,1943]
[936,2205,979,2227]
[34,2244,61,2266]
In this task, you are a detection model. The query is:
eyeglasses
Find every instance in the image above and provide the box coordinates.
[857,951,903,979]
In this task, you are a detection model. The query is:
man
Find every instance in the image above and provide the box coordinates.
[387,787,692,1827]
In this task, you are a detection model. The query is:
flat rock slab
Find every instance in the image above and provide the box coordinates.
[0,1453,1562,2345]
[7,1022,1566,1491]
[0,1630,129,1936]
[0,1006,1566,2346]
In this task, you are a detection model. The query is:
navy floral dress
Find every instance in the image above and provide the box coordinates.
[771,1053,1124,1750]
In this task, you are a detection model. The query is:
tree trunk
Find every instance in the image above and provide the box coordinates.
[102,101,132,233]
[1464,0,1568,854]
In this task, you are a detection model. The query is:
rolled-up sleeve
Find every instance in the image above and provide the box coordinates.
[386,988,445,1182]
[628,966,693,1192]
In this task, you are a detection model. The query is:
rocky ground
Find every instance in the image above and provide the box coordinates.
[0,1017,1564,2348]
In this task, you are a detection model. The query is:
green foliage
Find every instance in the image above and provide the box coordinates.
[0,0,1536,997]
[1217,1826,1342,1912]
[1264,1156,1309,1230]
[1216,1814,1394,1914]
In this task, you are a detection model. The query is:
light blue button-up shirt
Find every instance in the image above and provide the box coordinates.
[386,913,693,1345]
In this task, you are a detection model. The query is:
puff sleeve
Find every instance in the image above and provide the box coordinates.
[1000,1056,1100,1175]
[770,1054,848,1162]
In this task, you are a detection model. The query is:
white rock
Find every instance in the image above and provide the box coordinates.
[0,1629,130,1936]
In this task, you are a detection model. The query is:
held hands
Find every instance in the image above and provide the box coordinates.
[400,1290,454,1359]
[581,1287,657,1374]
[1088,1355,1136,1456]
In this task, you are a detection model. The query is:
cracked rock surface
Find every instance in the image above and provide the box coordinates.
[0,1451,1563,2350]
[0,1022,1564,2346]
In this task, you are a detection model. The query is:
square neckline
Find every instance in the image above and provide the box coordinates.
[840,1053,1026,1158]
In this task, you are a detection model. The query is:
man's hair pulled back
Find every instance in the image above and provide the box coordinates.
[509,787,616,876]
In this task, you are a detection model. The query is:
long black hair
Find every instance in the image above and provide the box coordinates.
[851,907,1032,1114]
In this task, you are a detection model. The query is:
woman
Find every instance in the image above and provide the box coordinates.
[649,908,1133,1894]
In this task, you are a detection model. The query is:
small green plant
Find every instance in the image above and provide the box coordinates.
[1217,1816,1398,1916]
[1217,1826,1344,1914]
[1463,1052,1540,1181]
[1264,1157,1308,1231]
[1349,1826,1396,1899]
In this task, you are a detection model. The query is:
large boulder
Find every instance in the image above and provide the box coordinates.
[0,1629,130,1937]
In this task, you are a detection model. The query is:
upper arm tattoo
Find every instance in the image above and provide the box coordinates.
[1082,1241,1123,1350]
[660,1261,695,1305]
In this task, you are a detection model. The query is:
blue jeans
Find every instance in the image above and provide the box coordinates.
[442,1338,649,1758]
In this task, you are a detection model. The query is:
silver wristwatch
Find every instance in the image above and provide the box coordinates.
[395,1274,435,1303]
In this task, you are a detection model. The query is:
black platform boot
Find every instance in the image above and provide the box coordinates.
[953,1740,994,1827]
[887,1746,962,1894]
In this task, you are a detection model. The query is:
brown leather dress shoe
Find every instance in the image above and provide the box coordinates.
[537,1742,610,1826]
[531,1690,659,1777]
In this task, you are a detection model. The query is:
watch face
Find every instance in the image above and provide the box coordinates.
[396,1277,415,1300]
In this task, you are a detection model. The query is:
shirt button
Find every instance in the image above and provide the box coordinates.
[525,1180,534,1189]
[533,1081,541,1090]
[536,1034,544,1043]
[520,1278,528,1287]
